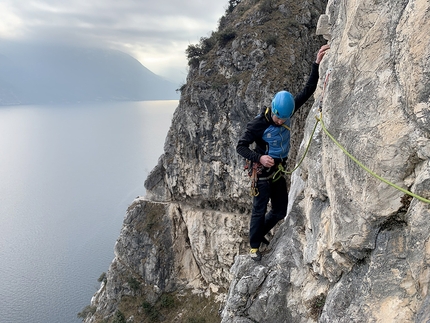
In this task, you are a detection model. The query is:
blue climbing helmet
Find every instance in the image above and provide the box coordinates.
[271,91,295,119]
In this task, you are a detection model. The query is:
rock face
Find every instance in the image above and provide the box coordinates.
[84,0,430,322]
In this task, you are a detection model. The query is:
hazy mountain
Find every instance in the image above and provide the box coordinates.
[0,42,179,105]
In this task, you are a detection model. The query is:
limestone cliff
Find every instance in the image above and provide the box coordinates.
[83,0,430,322]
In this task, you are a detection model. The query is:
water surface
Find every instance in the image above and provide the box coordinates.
[0,100,177,323]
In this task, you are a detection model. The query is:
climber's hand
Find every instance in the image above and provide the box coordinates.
[316,44,330,64]
[260,155,274,168]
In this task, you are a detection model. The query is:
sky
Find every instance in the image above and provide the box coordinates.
[0,0,228,84]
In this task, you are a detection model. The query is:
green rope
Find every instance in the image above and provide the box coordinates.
[272,117,321,182]
[266,104,430,204]
[316,114,430,204]
[271,67,429,203]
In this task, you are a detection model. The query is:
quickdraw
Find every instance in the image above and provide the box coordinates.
[244,160,263,196]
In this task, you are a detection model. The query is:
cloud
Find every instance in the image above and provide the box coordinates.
[0,0,227,83]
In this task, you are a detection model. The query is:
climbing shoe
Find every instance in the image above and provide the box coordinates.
[250,248,262,261]
[260,237,270,252]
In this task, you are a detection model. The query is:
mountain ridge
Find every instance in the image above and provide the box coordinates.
[0,42,179,105]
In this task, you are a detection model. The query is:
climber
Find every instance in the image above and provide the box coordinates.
[236,44,330,261]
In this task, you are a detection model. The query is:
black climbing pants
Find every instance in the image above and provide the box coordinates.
[249,176,288,249]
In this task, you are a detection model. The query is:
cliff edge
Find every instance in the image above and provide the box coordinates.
[83,0,430,322]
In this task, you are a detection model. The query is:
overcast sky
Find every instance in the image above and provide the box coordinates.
[0,0,228,84]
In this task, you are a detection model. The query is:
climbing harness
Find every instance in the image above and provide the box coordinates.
[242,107,294,192]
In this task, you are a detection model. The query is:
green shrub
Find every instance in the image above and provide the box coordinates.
[218,16,228,30]
[309,293,326,320]
[186,317,206,323]
[177,83,187,93]
[217,29,236,47]
[159,294,175,309]
[227,0,241,12]
[260,0,273,13]
[265,34,277,47]
[188,57,200,68]
[186,35,216,66]
[142,301,160,322]
[186,44,204,60]
[112,310,126,323]
[98,272,107,283]
[128,276,140,293]
[77,305,96,319]
[200,35,216,54]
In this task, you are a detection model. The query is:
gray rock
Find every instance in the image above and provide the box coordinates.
[85,0,430,322]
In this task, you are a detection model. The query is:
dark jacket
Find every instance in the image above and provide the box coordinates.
[236,62,320,172]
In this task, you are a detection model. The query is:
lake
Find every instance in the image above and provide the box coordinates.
[0,100,178,323]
